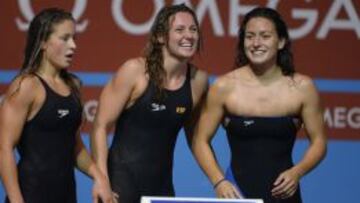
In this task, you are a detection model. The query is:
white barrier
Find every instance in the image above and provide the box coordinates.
[141,196,263,203]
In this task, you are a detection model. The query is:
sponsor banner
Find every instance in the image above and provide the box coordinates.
[1,0,359,77]
[322,93,360,139]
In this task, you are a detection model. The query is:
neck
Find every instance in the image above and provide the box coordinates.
[248,63,282,84]
[162,50,189,79]
[37,61,62,79]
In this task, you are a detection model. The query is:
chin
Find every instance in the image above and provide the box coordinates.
[59,63,71,70]
[172,53,194,61]
[182,52,196,59]
[248,56,269,64]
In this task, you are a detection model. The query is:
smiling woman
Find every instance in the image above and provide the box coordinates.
[192,7,327,203]
[90,3,208,203]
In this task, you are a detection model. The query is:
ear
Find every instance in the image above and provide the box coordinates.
[40,40,47,50]
[278,38,286,50]
[157,36,165,44]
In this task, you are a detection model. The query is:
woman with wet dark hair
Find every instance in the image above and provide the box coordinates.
[91,4,208,203]
[193,7,326,203]
[0,8,113,203]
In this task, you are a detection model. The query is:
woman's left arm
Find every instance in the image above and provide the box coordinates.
[272,76,327,199]
[74,129,115,203]
[184,68,208,147]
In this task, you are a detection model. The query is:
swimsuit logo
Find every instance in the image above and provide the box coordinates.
[151,103,166,112]
[243,120,254,126]
[176,107,186,114]
[58,109,70,118]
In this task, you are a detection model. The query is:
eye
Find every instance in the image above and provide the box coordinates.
[175,27,184,32]
[245,34,254,40]
[62,34,76,42]
[260,32,273,39]
[190,26,198,33]
[61,36,69,41]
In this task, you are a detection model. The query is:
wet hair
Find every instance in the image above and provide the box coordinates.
[144,3,202,99]
[19,8,81,102]
[235,7,295,76]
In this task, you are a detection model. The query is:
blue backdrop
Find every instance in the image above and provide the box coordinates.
[1,129,359,203]
[1,73,359,202]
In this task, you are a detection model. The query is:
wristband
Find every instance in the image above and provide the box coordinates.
[213,178,226,189]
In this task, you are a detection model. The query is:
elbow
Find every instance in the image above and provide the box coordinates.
[191,137,208,157]
[190,136,200,154]
[315,136,327,162]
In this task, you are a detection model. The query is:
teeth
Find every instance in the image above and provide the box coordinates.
[252,50,265,55]
[181,44,192,47]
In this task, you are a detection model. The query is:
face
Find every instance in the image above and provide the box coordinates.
[163,12,199,61]
[42,19,76,69]
[244,17,284,67]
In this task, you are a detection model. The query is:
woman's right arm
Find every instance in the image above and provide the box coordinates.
[90,58,144,178]
[0,76,38,203]
[192,79,241,198]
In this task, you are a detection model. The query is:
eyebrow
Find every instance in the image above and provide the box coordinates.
[245,30,274,34]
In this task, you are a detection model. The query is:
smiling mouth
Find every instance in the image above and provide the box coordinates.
[180,43,194,48]
[251,50,266,56]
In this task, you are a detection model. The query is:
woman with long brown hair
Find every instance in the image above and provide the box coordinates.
[91,4,208,203]
[0,8,113,203]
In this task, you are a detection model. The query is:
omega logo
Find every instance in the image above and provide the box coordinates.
[15,0,89,32]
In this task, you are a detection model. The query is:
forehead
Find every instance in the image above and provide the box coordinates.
[51,19,75,34]
[245,17,276,32]
[170,12,196,27]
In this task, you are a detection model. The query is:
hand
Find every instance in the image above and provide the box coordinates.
[92,175,117,203]
[271,168,301,199]
[110,192,119,203]
[215,180,243,199]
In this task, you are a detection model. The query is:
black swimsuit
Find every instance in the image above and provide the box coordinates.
[108,68,193,203]
[224,115,302,203]
[5,75,82,203]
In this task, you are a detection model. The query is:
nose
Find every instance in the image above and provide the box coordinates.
[184,29,197,39]
[69,38,77,50]
[253,36,261,47]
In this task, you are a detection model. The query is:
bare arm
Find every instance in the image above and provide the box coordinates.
[192,79,241,198]
[74,128,114,203]
[72,77,102,179]
[272,76,327,199]
[0,76,39,203]
[90,58,144,177]
[293,77,327,176]
[183,68,208,147]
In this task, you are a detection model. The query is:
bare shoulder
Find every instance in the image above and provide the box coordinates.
[6,74,41,97]
[122,57,146,69]
[214,68,240,88]
[2,74,41,105]
[112,57,146,83]
[209,72,235,98]
[116,57,145,75]
[292,73,317,92]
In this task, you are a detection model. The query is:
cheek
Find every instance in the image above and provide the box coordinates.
[244,39,251,47]
[53,43,65,55]
[244,43,251,52]
[45,43,65,63]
